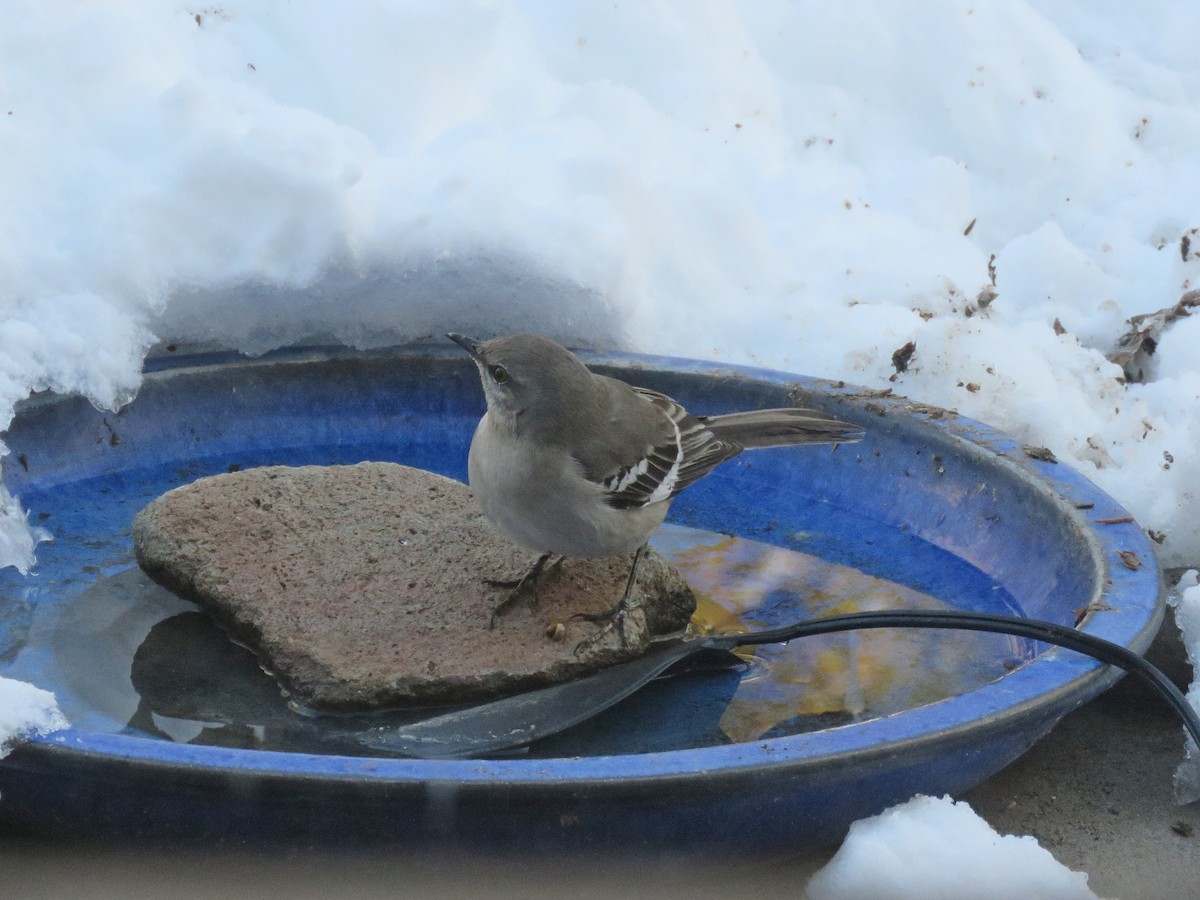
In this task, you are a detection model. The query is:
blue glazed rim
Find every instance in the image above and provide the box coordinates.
[20,346,1164,789]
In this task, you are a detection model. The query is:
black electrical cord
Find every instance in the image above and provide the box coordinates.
[738,609,1200,749]
[364,606,1198,761]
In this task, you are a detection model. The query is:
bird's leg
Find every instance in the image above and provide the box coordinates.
[486,554,563,589]
[489,553,557,628]
[571,544,647,652]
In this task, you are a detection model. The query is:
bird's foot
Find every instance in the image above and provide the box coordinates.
[570,544,648,653]
[485,577,524,590]
[571,598,639,654]
[488,554,560,628]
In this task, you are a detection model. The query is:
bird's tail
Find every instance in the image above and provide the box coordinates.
[702,408,864,449]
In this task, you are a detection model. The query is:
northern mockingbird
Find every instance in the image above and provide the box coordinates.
[448,333,864,646]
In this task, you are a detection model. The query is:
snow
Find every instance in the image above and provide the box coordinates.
[0,676,67,757]
[0,0,1197,888]
[3,2,1199,575]
[807,794,1097,900]
[1171,569,1200,803]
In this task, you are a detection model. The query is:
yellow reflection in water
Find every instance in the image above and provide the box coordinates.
[653,526,1024,744]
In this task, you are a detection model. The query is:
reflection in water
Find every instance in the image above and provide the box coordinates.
[125,611,430,755]
[129,611,301,749]
[658,531,1030,744]
[49,566,194,731]
[19,524,1031,758]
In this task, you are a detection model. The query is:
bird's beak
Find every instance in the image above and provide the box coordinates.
[446,333,484,361]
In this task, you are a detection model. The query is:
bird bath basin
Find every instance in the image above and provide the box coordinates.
[0,344,1162,852]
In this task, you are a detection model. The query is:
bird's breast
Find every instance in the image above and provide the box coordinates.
[466,414,667,558]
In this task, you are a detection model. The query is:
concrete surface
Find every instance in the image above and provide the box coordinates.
[961,597,1199,899]
[1,585,1195,899]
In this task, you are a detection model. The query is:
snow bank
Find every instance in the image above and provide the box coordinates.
[2,2,1200,571]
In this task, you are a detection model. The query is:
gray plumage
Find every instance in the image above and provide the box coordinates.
[448,333,863,561]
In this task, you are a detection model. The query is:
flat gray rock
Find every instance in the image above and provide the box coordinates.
[132,463,695,710]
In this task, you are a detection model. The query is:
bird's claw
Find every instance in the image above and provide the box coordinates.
[487,553,556,629]
[571,602,636,655]
[486,577,524,590]
[489,581,536,629]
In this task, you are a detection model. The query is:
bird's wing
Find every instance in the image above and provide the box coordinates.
[586,386,743,510]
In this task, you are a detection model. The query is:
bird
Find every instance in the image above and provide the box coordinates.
[447,332,864,648]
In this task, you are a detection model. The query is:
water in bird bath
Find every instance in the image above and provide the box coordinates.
[0,441,1033,758]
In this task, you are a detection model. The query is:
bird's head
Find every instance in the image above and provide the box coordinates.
[447,333,594,432]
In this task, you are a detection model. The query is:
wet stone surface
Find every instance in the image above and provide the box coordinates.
[132,463,696,711]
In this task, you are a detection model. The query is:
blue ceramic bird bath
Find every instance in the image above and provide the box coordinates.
[0,344,1162,852]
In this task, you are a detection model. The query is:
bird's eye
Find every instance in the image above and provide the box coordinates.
[488,364,510,384]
